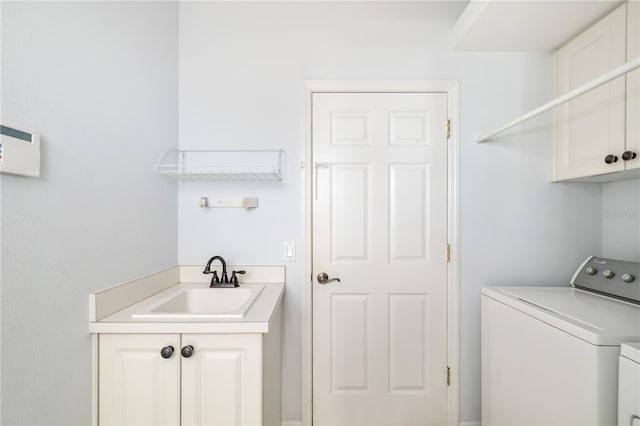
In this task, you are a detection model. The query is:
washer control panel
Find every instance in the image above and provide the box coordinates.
[571,256,640,304]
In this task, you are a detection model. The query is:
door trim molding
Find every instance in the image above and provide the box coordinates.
[301,80,460,425]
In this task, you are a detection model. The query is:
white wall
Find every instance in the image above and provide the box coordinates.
[1,3,616,424]
[178,2,603,422]
[1,2,178,424]
[602,178,640,261]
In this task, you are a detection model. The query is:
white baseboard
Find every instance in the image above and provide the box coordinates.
[283,419,477,426]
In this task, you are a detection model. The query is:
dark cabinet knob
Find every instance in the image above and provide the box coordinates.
[604,154,619,164]
[181,345,194,358]
[160,346,174,359]
[622,151,637,161]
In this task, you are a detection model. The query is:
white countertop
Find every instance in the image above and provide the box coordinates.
[89,266,285,334]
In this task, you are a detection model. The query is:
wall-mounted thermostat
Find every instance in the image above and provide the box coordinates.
[0,123,40,177]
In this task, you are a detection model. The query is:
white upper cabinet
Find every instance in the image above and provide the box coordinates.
[554,2,640,181]
[627,1,640,165]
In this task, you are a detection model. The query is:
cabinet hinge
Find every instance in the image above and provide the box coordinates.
[447,367,451,386]
[446,243,451,263]
[446,119,451,140]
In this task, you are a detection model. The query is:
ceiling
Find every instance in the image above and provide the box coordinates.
[451,0,625,51]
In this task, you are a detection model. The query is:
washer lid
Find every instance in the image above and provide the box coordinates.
[621,343,640,364]
[481,287,640,346]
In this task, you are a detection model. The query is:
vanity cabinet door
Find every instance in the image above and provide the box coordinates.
[181,334,262,426]
[99,334,180,426]
[554,3,627,181]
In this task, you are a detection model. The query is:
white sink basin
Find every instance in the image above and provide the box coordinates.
[132,285,264,319]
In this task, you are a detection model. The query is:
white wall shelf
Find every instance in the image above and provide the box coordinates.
[155,149,284,181]
[451,0,622,51]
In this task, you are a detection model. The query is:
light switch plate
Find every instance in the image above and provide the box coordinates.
[284,242,295,261]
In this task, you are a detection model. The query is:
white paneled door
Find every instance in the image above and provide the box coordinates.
[312,92,449,425]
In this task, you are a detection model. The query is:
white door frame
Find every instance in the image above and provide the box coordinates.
[300,80,460,425]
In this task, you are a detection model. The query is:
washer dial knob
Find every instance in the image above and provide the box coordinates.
[621,273,635,283]
[585,266,597,275]
[602,270,615,279]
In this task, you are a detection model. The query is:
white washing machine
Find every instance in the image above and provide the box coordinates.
[482,256,640,426]
[619,342,640,426]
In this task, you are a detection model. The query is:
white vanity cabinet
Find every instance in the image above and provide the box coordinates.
[99,333,268,426]
[90,267,284,426]
[554,2,639,181]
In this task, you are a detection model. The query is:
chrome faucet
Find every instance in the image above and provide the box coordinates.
[203,256,245,288]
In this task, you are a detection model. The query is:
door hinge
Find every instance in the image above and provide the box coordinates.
[446,243,451,263]
[447,367,451,386]
[446,119,451,140]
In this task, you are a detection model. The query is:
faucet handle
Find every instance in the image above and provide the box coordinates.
[208,271,220,288]
[230,270,246,286]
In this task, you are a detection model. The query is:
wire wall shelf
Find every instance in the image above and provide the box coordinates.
[155,149,284,181]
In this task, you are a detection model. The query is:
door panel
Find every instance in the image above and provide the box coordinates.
[312,92,449,425]
[389,112,430,145]
[181,334,261,426]
[389,164,429,261]
[331,164,371,261]
[99,334,180,426]
[389,294,428,392]
[330,294,370,392]
[331,112,371,146]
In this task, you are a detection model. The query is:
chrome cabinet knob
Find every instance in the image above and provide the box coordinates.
[160,346,174,359]
[585,266,597,275]
[621,273,635,283]
[317,272,341,285]
[604,155,619,164]
[622,151,637,161]
[181,345,194,358]
[603,270,615,279]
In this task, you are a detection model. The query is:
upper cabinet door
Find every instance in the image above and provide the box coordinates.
[554,3,627,181]
[626,0,640,170]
